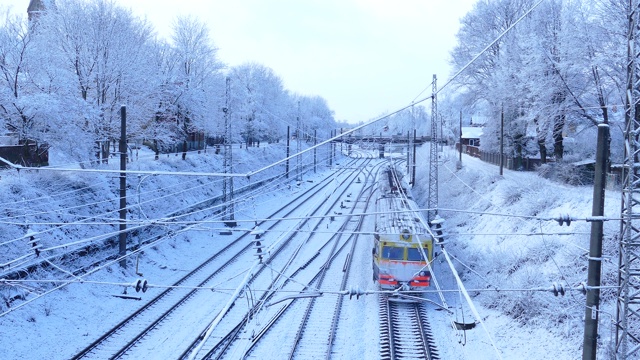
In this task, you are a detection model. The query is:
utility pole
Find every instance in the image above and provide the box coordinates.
[500,107,504,176]
[407,131,410,174]
[458,111,462,169]
[330,129,334,166]
[314,129,317,173]
[328,130,332,167]
[296,101,301,182]
[583,124,609,360]
[118,105,127,268]
[286,126,290,178]
[333,129,336,162]
[427,74,438,222]
[412,129,417,186]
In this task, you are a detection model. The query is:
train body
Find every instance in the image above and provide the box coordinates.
[372,165,433,291]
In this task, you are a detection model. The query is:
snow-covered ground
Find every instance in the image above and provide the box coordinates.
[415,146,620,359]
[0,142,618,359]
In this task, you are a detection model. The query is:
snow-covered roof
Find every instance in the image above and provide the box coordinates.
[0,135,18,146]
[461,126,483,139]
[572,159,595,166]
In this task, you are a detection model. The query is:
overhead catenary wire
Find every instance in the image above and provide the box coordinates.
[3,157,352,317]
[0,173,206,222]
[14,142,313,228]
[2,278,605,295]
[3,203,593,261]
[3,150,350,300]
[0,194,231,318]
[12,206,598,227]
[439,247,504,359]
[0,162,298,253]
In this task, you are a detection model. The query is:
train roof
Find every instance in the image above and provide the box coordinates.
[374,164,430,238]
[375,194,429,236]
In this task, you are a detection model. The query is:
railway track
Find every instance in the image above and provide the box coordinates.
[183,158,376,359]
[379,296,440,360]
[287,168,376,359]
[71,157,365,359]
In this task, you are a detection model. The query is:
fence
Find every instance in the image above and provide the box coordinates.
[456,143,545,171]
[0,141,49,168]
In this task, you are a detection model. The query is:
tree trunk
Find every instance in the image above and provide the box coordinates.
[534,118,547,164]
[154,139,159,160]
[538,139,547,164]
[553,113,564,161]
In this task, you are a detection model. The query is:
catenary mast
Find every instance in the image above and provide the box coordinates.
[616,2,640,358]
[427,75,438,223]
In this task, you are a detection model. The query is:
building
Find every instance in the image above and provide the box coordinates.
[460,126,483,147]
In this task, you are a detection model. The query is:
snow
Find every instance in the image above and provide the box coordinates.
[461,127,483,139]
[0,142,619,359]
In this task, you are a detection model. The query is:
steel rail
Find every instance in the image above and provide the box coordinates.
[71,157,361,359]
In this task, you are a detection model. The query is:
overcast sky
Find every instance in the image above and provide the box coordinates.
[7,0,477,123]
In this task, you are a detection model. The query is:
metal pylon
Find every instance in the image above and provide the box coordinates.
[223,77,234,222]
[427,74,438,223]
[616,2,640,358]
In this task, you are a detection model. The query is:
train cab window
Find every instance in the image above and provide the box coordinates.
[382,246,404,260]
[407,248,426,261]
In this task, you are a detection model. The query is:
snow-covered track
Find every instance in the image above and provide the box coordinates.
[380,297,440,360]
[175,157,371,359]
[188,160,379,360]
[288,177,376,359]
[71,159,364,360]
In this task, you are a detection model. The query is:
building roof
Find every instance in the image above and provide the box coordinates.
[461,126,483,139]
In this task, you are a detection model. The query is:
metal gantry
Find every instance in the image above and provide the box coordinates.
[616,2,640,358]
[427,75,438,223]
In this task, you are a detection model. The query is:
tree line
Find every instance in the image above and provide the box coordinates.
[447,0,627,166]
[0,0,337,164]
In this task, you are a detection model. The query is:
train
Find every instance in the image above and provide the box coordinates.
[372,164,434,292]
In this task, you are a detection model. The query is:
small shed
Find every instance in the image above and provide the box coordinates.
[461,126,483,147]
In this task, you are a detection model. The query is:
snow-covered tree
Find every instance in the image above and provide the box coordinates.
[0,10,36,139]
[229,63,289,144]
[161,15,224,142]
[296,95,335,141]
[32,0,156,160]
[450,0,624,163]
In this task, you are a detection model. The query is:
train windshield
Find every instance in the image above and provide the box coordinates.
[381,246,404,260]
[407,248,426,261]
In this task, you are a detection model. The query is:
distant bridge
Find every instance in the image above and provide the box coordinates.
[334,135,430,145]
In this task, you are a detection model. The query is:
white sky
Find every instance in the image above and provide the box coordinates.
[7,0,477,123]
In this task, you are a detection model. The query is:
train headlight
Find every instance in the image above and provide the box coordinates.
[419,271,428,277]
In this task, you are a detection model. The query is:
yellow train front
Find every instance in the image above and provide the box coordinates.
[372,165,433,292]
[373,231,433,290]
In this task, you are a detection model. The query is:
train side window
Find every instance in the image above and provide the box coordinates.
[382,246,404,260]
[407,248,425,261]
